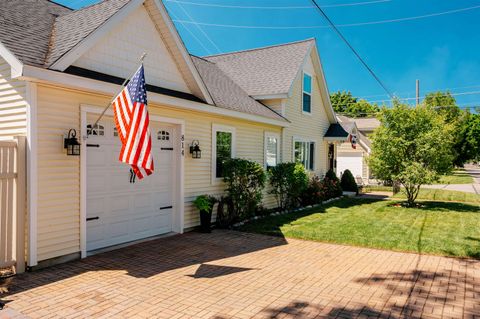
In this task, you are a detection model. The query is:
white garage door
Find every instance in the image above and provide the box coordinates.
[86,120,175,251]
[337,154,363,179]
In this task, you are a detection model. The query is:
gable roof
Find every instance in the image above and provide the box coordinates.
[204,39,314,98]
[46,0,131,67]
[191,56,286,121]
[0,0,71,67]
[336,115,372,152]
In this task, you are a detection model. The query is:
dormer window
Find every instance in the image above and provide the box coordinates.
[302,73,312,114]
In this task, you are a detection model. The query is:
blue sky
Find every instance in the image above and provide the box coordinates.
[55,0,480,108]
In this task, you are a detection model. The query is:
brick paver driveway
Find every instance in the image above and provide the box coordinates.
[1,230,479,318]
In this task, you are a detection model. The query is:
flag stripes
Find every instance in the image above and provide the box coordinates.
[112,65,153,180]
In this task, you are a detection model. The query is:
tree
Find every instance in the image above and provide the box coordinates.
[330,91,357,114]
[368,102,455,206]
[330,91,380,117]
[424,91,460,123]
[455,111,480,165]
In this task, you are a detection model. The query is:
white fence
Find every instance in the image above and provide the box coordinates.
[0,137,25,273]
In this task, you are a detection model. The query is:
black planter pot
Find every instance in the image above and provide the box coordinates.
[199,209,213,233]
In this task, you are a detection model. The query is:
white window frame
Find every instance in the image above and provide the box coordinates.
[302,71,312,115]
[264,132,280,169]
[293,137,316,171]
[212,124,236,183]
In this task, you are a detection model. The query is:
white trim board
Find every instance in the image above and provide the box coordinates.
[26,81,38,266]
[19,66,289,128]
[80,104,185,258]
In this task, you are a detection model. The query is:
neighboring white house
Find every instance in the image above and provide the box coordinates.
[336,115,380,183]
[0,0,342,270]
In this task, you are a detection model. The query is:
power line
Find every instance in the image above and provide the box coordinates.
[310,0,394,99]
[164,0,391,9]
[366,90,480,104]
[171,5,480,29]
[166,7,214,55]
[173,1,222,53]
[358,84,480,100]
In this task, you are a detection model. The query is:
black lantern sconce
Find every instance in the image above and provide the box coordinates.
[189,140,201,159]
[64,129,81,156]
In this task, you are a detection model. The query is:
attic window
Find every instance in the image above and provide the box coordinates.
[302,73,312,114]
[157,130,170,141]
[87,124,104,136]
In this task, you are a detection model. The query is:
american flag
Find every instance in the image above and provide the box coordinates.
[349,133,357,149]
[112,65,154,179]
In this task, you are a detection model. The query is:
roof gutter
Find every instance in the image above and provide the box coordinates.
[18,65,290,128]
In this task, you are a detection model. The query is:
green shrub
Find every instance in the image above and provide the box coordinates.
[322,170,343,199]
[340,169,359,194]
[269,163,308,210]
[221,158,266,224]
[301,175,323,206]
[325,169,338,181]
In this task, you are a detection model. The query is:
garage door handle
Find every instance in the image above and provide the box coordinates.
[161,147,173,150]
[86,217,99,221]
[159,206,173,210]
[87,144,100,148]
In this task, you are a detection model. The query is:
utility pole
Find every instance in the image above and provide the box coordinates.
[416,79,420,106]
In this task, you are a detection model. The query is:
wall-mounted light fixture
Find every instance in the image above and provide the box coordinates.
[64,129,81,156]
[189,140,201,159]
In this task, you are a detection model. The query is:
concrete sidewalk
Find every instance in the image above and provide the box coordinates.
[424,165,480,194]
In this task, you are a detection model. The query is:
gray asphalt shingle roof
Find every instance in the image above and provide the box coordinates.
[204,39,314,97]
[0,0,290,122]
[46,0,130,66]
[0,0,71,67]
[191,56,286,121]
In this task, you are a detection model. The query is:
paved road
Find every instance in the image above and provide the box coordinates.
[1,230,479,318]
[424,164,480,194]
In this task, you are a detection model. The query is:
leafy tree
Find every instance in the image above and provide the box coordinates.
[424,91,460,123]
[330,91,380,117]
[455,111,480,165]
[330,91,357,114]
[368,103,455,206]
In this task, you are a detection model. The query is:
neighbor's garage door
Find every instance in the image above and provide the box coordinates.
[86,120,175,251]
[337,153,363,179]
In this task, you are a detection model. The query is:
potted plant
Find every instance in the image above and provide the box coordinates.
[193,195,217,233]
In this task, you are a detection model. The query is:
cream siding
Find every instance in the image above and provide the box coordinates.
[0,57,27,138]
[36,84,280,261]
[282,53,331,175]
[72,6,191,94]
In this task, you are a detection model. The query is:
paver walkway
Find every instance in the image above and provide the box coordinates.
[1,230,479,318]
[424,165,480,194]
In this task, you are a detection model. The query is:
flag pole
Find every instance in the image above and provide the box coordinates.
[87,52,147,136]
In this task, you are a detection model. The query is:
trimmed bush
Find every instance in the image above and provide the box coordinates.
[340,169,359,194]
[220,158,266,225]
[302,175,323,206]
[323,170,343,199]
[269,163,308,210]
[325,169,338,181]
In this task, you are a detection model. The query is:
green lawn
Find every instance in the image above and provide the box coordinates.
[363,186,480,204]
[239,197,480,258]
[436,169,473,184]
[393,188,480,204]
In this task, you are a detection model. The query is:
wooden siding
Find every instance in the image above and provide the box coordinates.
[36,84,280,261]
[0,57,27,138]
[282,53,331,175]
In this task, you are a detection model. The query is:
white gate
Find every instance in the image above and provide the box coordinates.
[0,137,26,273]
